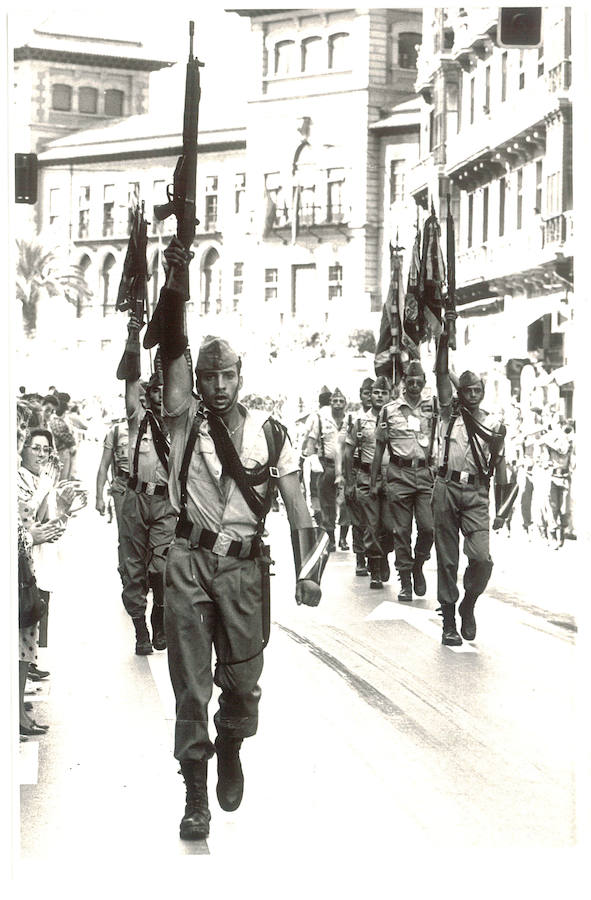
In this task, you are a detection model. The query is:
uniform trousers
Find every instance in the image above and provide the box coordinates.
[383,464,434,571]
[111,474,128,580]
[119,488,177,619]
[318,457,337,532]
[352,471,394,558]
[164,538,265,762]
[431,476,493,607]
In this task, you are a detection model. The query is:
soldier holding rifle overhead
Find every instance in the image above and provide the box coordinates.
[143,22,328,843]
[433,328,517,646]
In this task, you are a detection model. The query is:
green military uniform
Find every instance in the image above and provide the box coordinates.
[119,395,177,650]
[432,401,500,614]
[377,388,435,599]
[164,388,298,764]
[345,406,393,578]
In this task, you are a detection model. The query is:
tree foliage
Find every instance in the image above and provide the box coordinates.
[16,240,94,336]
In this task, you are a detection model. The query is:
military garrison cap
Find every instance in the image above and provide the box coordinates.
[360,377,374,393]
[373,376,391,391]
[146,372,162,394]
[331,387,346,400]
[318,385,332,405]
[459,370,484,390]
[404,360,425,378]
[196,336,240,373]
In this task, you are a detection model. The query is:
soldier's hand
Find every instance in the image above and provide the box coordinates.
[295,579,321,607]
[96,497,106,516]
[128,313,144,333]
[163,237,194,273]
[492,516,504,531]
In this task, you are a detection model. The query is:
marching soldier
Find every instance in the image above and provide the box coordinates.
[95,412,131,582]
[433,333,516,645]
[348,377,374,574]
[303,387,348,552]
[118,318,177,655]
[150,237,327,842]
[344,376,393,586]
[371,361,436,602]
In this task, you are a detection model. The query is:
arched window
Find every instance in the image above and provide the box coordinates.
[101,254,116,316]
[301,36,324,73]
[274,40,296,75]
[105,89,124,116]
[52,84,72,111]
[328,32,349,69]
[79,87,98,114]
[398,32,421,69]
[201,248,221,315]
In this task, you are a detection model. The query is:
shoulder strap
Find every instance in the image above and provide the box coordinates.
[145,410,170,474]
[132,414,149,478]
[442,409,458,469]
[179,411,204,514]
[427,396,438,463]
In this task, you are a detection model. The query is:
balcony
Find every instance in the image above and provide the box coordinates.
[542,211,573,250]
[267,203,352,241]
[547,61,571,94]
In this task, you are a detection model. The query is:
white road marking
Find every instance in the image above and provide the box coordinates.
[19,739,39,785]
[365,600,479,653]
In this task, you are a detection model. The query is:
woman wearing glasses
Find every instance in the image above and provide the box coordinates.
[17,426,74,736]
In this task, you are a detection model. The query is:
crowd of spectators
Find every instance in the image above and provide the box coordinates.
[500,399,575,549]
[16,386,89,741]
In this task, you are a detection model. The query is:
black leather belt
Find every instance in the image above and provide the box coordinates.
[115,466,128,478]
[438,465,479,486]
[391,454,427,469]
[358,461,372,473]
[128,475,167,496]
[175,521,256,559]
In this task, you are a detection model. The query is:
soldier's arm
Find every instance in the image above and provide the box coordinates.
[435,332,453,412]
[157,238,194,415]
[95,445,112,515]
[343,442,355,486]
[278,471,314,530]
[371,414,387,489]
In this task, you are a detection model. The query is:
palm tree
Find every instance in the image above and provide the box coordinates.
[16,241,61,337]
[16,240,94,336]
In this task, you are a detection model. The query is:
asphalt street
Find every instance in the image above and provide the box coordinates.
[16,440,584,886]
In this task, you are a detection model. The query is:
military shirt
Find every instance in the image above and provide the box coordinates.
[345,408,388,467]
[304,408,342,461]
[128,407,168,486]
[377,392,435,461]
[166,396,299,541]
[103,420,129,476]
[438,408,502,475]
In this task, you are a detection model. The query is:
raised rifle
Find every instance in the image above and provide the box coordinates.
[445,193,458,350]
[144,21,204,349]
[115,201,148,381]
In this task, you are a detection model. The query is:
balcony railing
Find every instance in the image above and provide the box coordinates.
[547,61,571,94]
[542,212,573,247]
[270,203,351,231]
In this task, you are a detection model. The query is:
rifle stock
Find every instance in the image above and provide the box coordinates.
[144,21,203,350]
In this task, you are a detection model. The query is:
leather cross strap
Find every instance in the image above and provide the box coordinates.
[132,411,170,477]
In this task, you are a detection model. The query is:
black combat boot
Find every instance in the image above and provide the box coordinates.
[412,558,427,597]
[458,594,477,641]
[397,570,413,602]
[132,617,153,655]
[327,530,336,553]
[148,573,167,651]
[179,760,211,840]
[215,736,244,812]
[355,553,368,576]
[338,526,350,550]
[380,555,391,583]
[439,603,462,646]
[150,604,166,651]
[368,557,383,590]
